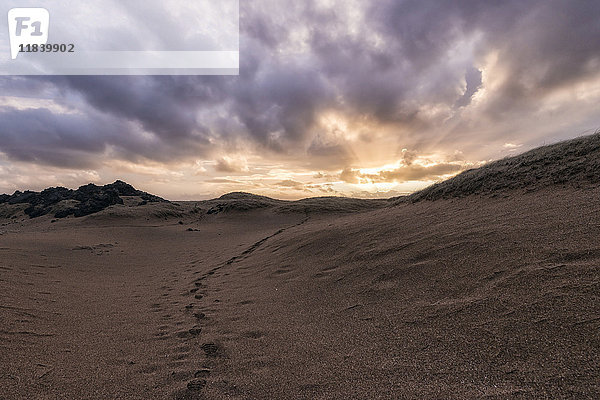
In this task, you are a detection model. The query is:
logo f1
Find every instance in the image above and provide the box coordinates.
[8,8,49,59]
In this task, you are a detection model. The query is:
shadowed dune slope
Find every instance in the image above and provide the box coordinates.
[198,187,600,399]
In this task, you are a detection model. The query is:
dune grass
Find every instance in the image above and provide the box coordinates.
[410,131,600,202]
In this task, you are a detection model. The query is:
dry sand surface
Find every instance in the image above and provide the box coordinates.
[1,187,599,398]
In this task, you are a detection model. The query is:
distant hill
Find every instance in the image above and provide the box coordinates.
[0,180,166,218]
[200,192,388,215]
[409,132,600,202]
[204,192,283,214]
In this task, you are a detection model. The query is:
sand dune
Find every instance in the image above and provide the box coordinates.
[407,132,600,202]
[1,134,600,399]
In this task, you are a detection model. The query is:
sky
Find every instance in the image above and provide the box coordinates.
[1,0,599,200]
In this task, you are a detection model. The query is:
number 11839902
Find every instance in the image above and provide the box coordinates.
[19,43,75,53]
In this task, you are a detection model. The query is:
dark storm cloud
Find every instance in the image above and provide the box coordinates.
[455,67,482,108]
[229,61,333,150]
[1,0,599,169]
[0,98,214,167]
[0,107,113,167]
[367,0,600,123]
[60,76,219,140]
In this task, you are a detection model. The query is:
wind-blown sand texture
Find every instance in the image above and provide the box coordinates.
[1,134,600,399]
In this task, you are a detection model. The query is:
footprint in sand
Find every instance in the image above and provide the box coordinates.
[186,379,207,391]
[200,343,221,357]
[175,327,202,339]
[188,327,202,336]
[193,312,206,320]
[170,370,192,381]
[194,368,211,378]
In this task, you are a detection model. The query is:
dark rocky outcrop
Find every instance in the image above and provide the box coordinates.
[0,180,166,219]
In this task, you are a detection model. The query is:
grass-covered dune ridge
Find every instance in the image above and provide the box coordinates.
[410,131,600,202]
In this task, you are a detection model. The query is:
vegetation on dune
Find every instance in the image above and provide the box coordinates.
[409,132,600,202]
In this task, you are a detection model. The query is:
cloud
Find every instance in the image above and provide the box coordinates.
[214,157,249,173]
[378,164,464,182]
[339,163,465,184]
[4,1,600,159]
[0,107,113,168]
[401,149,418,166]
[455,67,483,108]
[340,167,360,184]
[204,178,243,184]
[275,179,304,189]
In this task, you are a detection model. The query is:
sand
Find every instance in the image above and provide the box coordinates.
[1,187,599,399]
